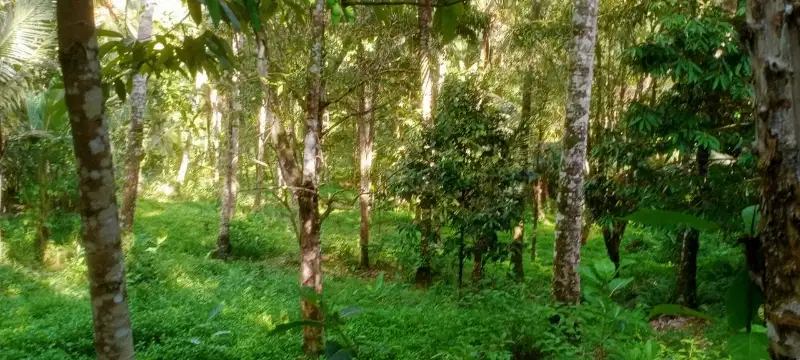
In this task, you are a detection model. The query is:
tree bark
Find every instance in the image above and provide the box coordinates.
[419,0,435,126]
[357,69,375,270]
[213,37,242,260]
[601,220,627,270]
[176,131,191,188]
[746,2,800,356]
[119,0,154,233]
[552,0,598,304]
[254,31,271,210]
[297,0,326,354]
[674,228,699,308]
[35,157,49,263]
[210,87,223,181]
[56,1,134,357]
[511,219,525,280]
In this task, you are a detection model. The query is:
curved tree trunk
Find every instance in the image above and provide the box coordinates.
[746,2,800,356]
[552,0,598,304]
[675,228,699,308]
[56,1,134,357]
[119,0,155,233]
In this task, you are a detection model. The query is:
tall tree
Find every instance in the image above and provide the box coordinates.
[357,61,375,269]
[552,0,598,303]
[747,0,800,357]
[119,0,155,233]
[254,31,271,209]
[56,0,134,357]
[213,35,242,260]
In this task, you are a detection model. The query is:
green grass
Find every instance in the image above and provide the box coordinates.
[0,197,739,359]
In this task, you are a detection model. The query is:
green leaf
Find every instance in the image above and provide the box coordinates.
[331,3,343,25]
[623,209,719,231]
[261,0,279,19]
[742,205,759,235]
[608,277,633,295]
[329,349,354,360]
[219,0,241,31]
[96,28,124,38]
[648,304,714,321]
[113,78,127,101]
[269,320,323,335]
[207,0,222,26]
[435,3,463,44]
[339,306,362,318]
[344,6,355,23]
[726,268,763,330]
[188,0,203,24]
[245,0,262,31]
[325,341,345,358]
[728,329,769,360]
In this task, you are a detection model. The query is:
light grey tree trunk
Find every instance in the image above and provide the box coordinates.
[119,0,155,233]
[552,0,598,304]
[213,36,242,260]
[358,70,375,269]
[176,131,191,186]
[56,0,134,357]
[210,87,223,181]
[747,1,800,357]
[254,31,271,209]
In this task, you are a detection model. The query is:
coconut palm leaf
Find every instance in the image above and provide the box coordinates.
[0,0,55,109]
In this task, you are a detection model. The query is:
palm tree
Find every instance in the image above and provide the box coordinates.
[0,0,55,111]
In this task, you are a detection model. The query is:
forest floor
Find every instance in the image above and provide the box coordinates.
[0,196,740,359]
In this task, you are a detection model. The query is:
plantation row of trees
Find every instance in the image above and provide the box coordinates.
[2,0,800,357]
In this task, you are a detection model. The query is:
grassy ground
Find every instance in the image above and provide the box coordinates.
[0,197,740,359]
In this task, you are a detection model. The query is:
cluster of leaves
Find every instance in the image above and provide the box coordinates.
[389,76,524,262]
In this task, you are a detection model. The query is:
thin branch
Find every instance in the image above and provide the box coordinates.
[322,101,391,138]
[324,68,410,109]
[344,0,465,7]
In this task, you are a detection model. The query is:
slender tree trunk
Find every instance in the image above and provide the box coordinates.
[747,1,800,356]
[56,1,134,357]
[601,220,627,270]
[531,180,540,261]
[415,0,436,285]
[176,131,191,187]
[297,0,326,354]
[511,220,525,279]
[35,158,49,263]
[255,31,271,209]
[210,87,223,181]
[513,68,534,278]
[213,37,242,260]
[358,70,375,269]
[674,227,699,308]
[552,0,598,304]
[119,0,154,233]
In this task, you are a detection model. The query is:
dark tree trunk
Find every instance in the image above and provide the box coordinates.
[56,1,134,357]
[119,0,154,233]
[511,220,525,280]
[746,1,800,355]
[35,158,49,263]
[415,200,433,285]
[675,228,699,308]
[601,220,627,270]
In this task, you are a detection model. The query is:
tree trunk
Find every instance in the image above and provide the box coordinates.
[119,0,154,233]
[298,0,326,354]
[210,87,223,181]
[213,37,242,260]
[419,0,435,126]
[176,131,191,188]
[35,158,49,263]
[674,228,699,308]
[747,1,800,356]
[601,220,627,270]
[56,1,134,357]
[255,31,271,210]
[511,219,525,280]
[552,0,598,304]
[357,70,375,270]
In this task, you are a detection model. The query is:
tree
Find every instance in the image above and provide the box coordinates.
[214,35,242,260]
[120,0,155,233]
[747,0,800,357]
[254,30,271,210]
[357,51,375,269]
[55,0,134,358]
[552,0,599,304]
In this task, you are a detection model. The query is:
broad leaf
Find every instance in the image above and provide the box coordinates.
[96,28,124,38]
[188,0,203,24]
[113,78,127,101]
[270,320,323,334]
[726,268,763,330]
[434,3,464,44]
[207,0,223,26]
[728,328,769,360]
[329,349,354,360]
[742,205,759,235]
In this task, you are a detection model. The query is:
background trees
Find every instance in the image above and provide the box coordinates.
[1,0,791,358]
